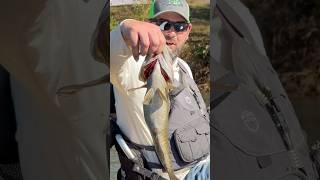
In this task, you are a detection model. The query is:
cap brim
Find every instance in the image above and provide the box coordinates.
[152,10,190,23]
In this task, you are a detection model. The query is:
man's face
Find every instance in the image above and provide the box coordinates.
[153,12,192,55]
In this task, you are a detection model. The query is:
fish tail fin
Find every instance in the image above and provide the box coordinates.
[169,173,179,180]
[143,88,155,105]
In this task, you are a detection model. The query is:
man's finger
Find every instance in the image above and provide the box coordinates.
[132,43,140,61]
[147,31,160,56]
[129,31,139,60]
[153,31,165,55]
[138,31,150,57]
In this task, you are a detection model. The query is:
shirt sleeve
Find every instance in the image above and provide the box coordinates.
[110,20,145,93]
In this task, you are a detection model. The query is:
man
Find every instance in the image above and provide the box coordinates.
[110,0,210,179]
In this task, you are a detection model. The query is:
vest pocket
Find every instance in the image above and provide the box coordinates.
[173,120,210,163]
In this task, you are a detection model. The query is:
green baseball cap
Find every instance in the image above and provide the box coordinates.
[149,0,190,23]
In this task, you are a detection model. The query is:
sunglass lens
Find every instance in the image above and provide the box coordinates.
[158,21,171,31]
[164,22,172,31]
[158,21,188,32]
[175,23,189,32]
[174,24,184,32]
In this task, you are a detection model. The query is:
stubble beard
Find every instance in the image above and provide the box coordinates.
[167,45,183,60]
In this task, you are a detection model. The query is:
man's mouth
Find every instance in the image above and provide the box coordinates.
[166,42,176,46]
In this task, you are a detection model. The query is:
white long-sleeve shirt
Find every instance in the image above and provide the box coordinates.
[110,22,195,179]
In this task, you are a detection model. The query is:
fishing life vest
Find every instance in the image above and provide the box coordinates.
[211,62,319,180]
[210,1,319,178]
[114,61,210,179]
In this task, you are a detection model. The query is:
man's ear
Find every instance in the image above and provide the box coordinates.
[188,23,193,31]
[186,23,192,40]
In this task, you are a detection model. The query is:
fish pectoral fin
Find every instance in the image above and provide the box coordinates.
[56,74,109,95]
[128,83,147,92]
[143,88,155,105]
[156,88,167,101]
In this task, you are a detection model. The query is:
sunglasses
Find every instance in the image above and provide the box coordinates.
[152,20,189,32]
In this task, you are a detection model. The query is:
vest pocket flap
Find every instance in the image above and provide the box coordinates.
[176,129,197,142]
[174,120,210,162]
[195,123,210,135]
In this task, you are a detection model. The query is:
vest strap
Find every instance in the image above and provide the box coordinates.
[131,164,166,180]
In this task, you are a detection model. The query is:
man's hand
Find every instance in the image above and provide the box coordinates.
[120,19,166,60]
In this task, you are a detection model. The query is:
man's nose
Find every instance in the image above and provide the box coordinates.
[164,28,177,39]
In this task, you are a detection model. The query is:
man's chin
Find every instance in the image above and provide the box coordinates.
[167,45,180,56]
[167,44,176,50]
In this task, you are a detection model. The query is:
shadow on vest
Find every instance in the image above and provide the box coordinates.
[0,65,22,179]
[210,0,320,179]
